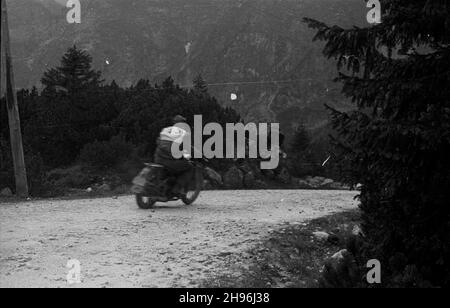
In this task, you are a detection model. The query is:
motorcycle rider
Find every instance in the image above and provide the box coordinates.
[154,115,193,197]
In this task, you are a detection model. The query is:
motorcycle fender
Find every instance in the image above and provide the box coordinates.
[132,175,146,187]
[131,184,145,194]
[132,167,151,186]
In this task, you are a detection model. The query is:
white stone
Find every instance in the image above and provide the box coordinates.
[352,225,363,236]
[312,231,330,240]
[331,249,348,260]
[322,178,334,186]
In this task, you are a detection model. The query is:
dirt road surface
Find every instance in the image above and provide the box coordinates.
[0,190,358,288]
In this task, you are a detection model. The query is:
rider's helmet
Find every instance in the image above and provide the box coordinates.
[172,115,187,125]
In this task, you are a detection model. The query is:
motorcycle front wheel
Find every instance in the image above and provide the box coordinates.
[136,194,156,209]
[182,167,203,205]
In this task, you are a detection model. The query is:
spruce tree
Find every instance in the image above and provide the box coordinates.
[193,74,208,93]
[34,47,113,166]
[41,45,101,95]
[304,0,450,286]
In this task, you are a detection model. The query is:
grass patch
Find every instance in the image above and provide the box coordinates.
[202,210,361,288]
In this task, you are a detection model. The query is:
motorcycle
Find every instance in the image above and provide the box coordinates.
[131,159,204,209]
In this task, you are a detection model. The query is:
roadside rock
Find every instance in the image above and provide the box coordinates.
[331,249,348,260]
[204,167,222,186]
[296,177,349,190]
[98,184,111,192]
[321,178,334,187]
[352,225,363,236]
[307,176,326,188]
[223,166,244,189]
[312,231,330,241]
[297,179,312,189]
[0,188,13,197]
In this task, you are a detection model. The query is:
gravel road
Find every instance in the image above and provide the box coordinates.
[0,190,358,288]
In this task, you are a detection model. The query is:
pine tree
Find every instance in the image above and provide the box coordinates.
[162,76,176,90]
[41,45,101,95]
[193,74,208,93]
[304,0,450,286]
[32,47,114,166]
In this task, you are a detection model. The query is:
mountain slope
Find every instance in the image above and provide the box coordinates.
[9,0,366,133]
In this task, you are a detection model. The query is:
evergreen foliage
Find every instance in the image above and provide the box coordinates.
[304,0,450,287]
[0,46,241,194]
[287,125,314,177]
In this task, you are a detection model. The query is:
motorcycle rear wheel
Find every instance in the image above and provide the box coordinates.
[182,168,203,205]
[136,194,156,209]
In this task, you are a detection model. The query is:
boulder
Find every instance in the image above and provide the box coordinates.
[0,187,13,197]
[204,167,222,186]
[304,176,316,188]
[327,249,350,272]
[98,183,111,192]
[352,225,363,236]
[331,249,348,260]
[311,176,326,187]
[297,179,312,189]
[321,178,334,187]
[223,166,244,189]
[303,176,325,188]
[315,176,327,182]
[312,231,330,241]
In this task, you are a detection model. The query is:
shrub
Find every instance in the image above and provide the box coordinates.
[80,136,134,168]
[24,152,48,196]
[114,156,143,184]
[0,143,48,196]
[47,165,93,189]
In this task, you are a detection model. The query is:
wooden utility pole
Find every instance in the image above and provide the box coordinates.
[1,0,29,197]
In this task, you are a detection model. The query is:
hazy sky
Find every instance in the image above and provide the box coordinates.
[32,0,67,6]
